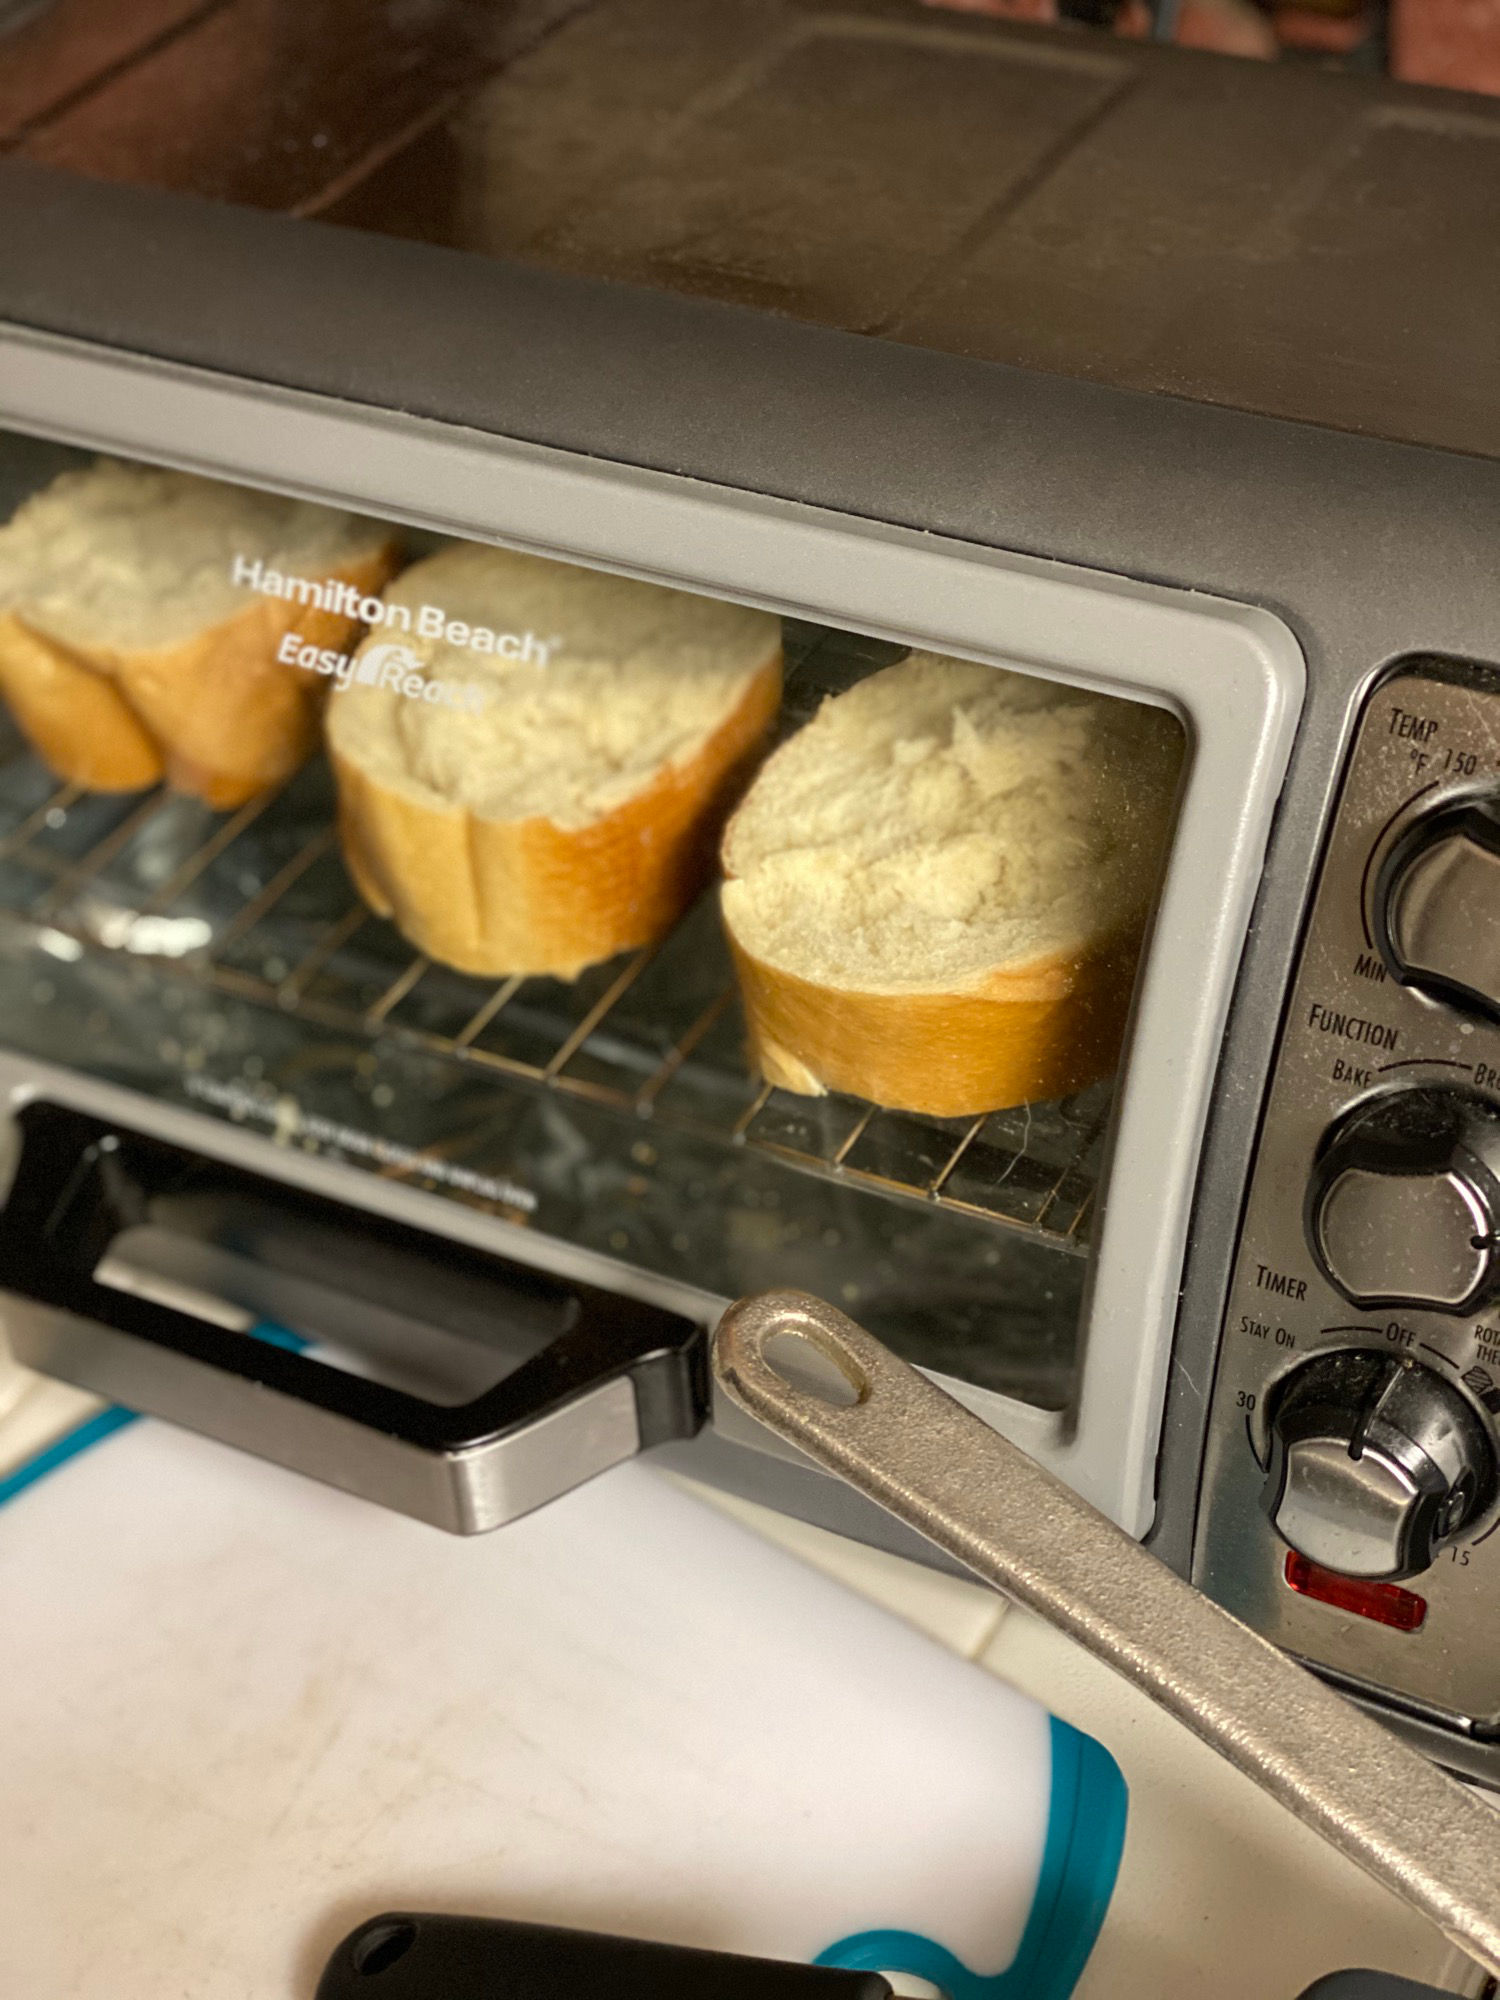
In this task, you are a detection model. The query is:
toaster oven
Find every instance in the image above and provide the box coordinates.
[2,0,1500,1784]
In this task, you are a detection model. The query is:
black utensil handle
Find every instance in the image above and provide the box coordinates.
[0,1101,705,1531]
[1297,1978,1464,1999]
[315,1914,893,1998]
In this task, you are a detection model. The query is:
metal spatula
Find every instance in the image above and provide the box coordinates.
[712,1291,1500,1982]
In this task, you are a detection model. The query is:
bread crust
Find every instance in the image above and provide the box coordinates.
[727,929,1142,1117]
[0,542,399,806]
[0,613,165,792]
[336,650,783,979]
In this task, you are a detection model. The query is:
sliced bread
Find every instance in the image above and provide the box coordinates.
[720,652,1183,1117]
[328,542,782,979]
[0,459,399,805]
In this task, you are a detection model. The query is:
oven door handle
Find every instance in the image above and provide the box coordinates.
[0,1101,705,1533]
[714,1290,1500,1983]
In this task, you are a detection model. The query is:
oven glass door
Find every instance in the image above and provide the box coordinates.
[0,432,1184,1430]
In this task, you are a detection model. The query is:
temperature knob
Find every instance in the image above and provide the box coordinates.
[1377,796,1500,1017]
[1307,1086,1500,1314]
[1263,1350,1494,1579]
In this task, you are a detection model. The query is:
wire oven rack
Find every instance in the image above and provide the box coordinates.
[0,628,1111,1256]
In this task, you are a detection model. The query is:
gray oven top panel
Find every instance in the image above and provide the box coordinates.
[0,152,1497,659]
[4,0,1500,465]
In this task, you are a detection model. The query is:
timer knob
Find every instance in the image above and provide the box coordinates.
[1263,1350,1495,1579]
[1307,1086,1500,1314]
[1377,796,1500,1017]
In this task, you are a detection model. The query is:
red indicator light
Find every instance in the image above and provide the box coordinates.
[1284,1552,1427,1632]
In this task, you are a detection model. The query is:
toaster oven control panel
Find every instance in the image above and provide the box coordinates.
[1196,657,1500,1742]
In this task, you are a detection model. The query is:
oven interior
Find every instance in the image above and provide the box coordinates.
[0,430,1185,1418]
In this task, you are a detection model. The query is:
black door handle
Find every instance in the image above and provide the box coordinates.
[0,1101,705,1531]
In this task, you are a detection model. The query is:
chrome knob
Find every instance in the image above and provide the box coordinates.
[1308,1086,1500,1314]
[1378,796,1500,1017]
[1263,1350,1494,1580]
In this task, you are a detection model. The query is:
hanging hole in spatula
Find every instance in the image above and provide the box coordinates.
[350,1918,418,1975]
[763,1327,866,1408]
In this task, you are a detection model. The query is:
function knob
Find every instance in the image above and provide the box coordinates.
[1263,1350,1495,1580]
[1377,796,1500,1018]
[1307,1086,1500,1314]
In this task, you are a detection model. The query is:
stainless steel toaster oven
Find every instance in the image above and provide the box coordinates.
[2,0,1500,1780]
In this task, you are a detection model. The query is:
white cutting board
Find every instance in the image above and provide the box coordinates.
[0,1420,1060,1997]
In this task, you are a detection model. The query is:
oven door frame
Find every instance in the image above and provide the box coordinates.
[0,321,1304,1535]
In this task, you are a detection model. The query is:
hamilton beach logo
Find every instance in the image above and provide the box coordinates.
[276,631,492,715]
[232,553,558,669]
